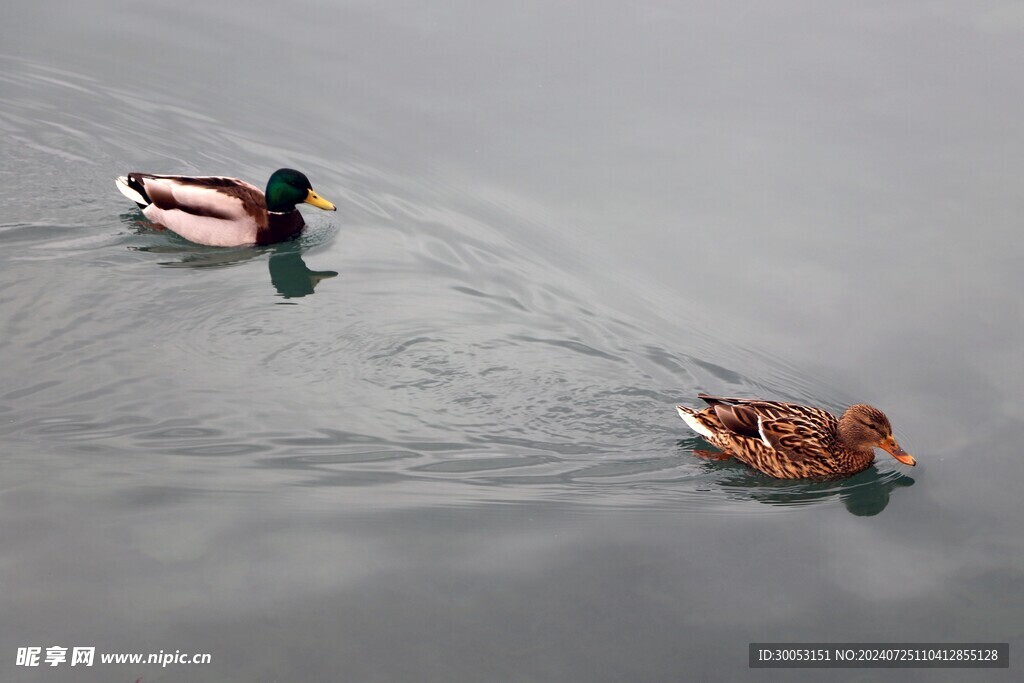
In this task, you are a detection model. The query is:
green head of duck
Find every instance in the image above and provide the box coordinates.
[265,168,336,213]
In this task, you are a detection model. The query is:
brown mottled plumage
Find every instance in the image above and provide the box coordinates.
[676,393,916,479]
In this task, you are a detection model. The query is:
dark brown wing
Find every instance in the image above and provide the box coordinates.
[697,393,752,407]
[698,394,835,426]
[711,403,762,440]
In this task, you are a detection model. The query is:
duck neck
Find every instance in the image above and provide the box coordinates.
[835,415,878,474]
[257,210,305,245]
[836,444,876,475]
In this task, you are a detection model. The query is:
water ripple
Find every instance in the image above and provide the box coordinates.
[0,55,917,518]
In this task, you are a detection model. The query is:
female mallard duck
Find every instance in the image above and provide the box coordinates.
[676,393,915,479]
[115,168,336,247]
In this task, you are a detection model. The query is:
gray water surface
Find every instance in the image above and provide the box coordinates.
[1,2,1022,682]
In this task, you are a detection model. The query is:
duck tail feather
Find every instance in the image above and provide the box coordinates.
[115,174,150,208]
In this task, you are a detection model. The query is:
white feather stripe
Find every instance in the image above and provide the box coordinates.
[756,416,773,448]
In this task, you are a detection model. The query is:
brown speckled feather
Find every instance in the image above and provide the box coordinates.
[757,416,834,462]
[678,394,880,479]
[699,393,835,425]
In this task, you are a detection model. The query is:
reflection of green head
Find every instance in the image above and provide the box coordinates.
[265,168,313,212]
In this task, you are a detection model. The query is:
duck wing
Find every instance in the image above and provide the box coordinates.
[698,393,834,424]
[118,174,267,247]
[700,394,838,461]
[755,415,835,461]
[126,175,264,220]
[708,402,762,439]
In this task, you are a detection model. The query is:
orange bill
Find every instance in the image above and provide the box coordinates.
[879,436,916,466]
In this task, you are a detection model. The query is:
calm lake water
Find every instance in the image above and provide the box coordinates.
[2,2,1022,681]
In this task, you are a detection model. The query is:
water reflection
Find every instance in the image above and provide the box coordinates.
[680,441,915,516]
[123,214,336,297]
[268,248,337,299]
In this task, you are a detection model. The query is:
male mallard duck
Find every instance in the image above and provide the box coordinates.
[115,168,336,247]
[676,393,915,479]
